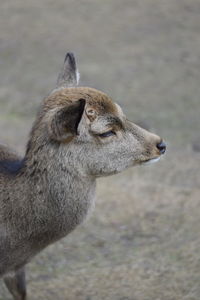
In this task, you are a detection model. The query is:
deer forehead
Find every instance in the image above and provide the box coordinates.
[45,86,123,118]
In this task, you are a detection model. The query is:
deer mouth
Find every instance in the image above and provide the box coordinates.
[141,156,161,165]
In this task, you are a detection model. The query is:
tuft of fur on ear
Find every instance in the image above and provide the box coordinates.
[56,52,80,88]
[49,99,86,142]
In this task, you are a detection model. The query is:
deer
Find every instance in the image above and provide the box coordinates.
[0,53,166,300]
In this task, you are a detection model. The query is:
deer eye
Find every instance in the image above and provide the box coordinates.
[98,130,116,138]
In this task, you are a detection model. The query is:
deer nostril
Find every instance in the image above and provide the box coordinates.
[157,141,166,154]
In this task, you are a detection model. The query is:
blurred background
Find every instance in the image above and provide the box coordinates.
[0,0,200,299]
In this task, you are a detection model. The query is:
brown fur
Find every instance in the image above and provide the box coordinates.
[47,87,118,115]
[0,145,20,161]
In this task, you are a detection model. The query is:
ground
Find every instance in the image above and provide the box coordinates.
[0,0,200,299]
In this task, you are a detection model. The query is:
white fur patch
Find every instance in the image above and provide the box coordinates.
[142,157,161,165]
[76,70,80,85]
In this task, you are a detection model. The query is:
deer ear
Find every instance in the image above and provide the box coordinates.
[49,99,86,142]
[56,52,80,88]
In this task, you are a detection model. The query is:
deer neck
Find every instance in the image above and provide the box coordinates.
[21,142,96,240]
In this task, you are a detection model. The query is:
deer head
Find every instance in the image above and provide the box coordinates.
[28,53,166,177]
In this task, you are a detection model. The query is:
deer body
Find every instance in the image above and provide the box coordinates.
[0,148,95,275]
[0,53,166,300]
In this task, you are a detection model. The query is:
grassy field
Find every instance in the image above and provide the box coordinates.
[0,0,200,299]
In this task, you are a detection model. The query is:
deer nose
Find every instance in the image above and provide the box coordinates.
[157,141,166,154]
